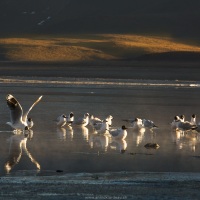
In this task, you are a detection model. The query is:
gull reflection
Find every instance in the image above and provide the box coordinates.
[185,131,199,152]
[66,126,74,141]
[132,127,156,147]
[89,133,109,152]
[171,130,184,144]
[171,130,199,152]
[27,129,34,140]
[132,128,146,146]
[110,139,127,153]
[94,129,110,135]
[4,132,40,174]
[56,126,74,141]
[56,127,66,141]
[80,126,89,142]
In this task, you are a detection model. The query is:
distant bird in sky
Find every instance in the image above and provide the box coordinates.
[6,94,43,131]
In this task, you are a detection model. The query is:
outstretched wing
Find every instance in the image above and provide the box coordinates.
[22,96,43,122]
[6,94,23,124]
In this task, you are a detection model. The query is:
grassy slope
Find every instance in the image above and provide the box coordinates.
[1,34,200,62]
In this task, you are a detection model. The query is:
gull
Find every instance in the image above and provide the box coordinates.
[170,116,180,130]
[123,117,157,130]
[109,125,128,140]
[55,114,67,127]
[122,117,142,129]
[6,94,43,131]
[190,114,196,125]
[67,112,74,124]
[142,119,158,129]
[175,119,197,131]
[131,118,143,129]
[71,113,90,127]
[170,115,196,129]
[93,120,110,134]
[27,117,34,129]
[104,115,113,126]
[89,115,102,126]
[180,115,185,122]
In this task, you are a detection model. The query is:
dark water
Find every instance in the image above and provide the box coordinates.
[1,77,200,176]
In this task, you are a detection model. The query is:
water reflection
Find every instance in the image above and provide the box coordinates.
[132,127,157,147]
[89,133,109,152]
[56,126,89,142]
[110,139,127,153]
[75,126,89,142]
[56,127,67,141]
[171,130,199,152]
[4,132,40,174]
[132,128,145,146]
[66,126,74,141]
[187,131,200,152]
[56,126,74,141]
[27,130,34,140]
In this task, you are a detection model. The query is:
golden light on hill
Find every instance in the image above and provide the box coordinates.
[105,34,200,53]
[0,34,200,62]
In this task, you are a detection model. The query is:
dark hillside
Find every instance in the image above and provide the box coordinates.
[0,0,200,40]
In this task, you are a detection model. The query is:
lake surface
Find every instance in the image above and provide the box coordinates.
[1,76,200,176]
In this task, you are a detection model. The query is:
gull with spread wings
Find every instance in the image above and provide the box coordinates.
[6,94,43,131]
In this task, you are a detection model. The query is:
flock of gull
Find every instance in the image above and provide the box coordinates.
[5,94,200,140]
[5,94,160,140]
[4,94,200,174]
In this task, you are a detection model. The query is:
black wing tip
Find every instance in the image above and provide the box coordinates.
[6,94,18,108]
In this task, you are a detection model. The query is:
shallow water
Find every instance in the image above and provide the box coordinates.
[1,77,200,176]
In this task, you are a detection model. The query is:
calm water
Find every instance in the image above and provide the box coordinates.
[1,77,200,176]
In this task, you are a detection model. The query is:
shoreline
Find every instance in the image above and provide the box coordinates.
[1,172,200,199]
